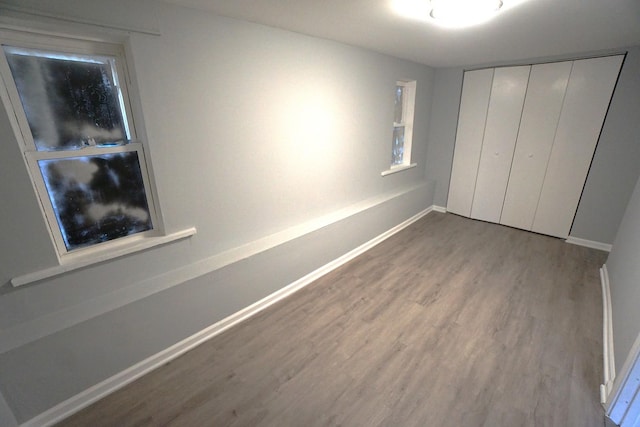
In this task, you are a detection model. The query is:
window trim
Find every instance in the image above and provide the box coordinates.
[0,28,170,264]
[382,79,417,176]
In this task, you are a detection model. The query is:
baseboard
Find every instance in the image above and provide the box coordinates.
[566,236,612,252]
[432,205,447,213]
[601,265,616,404]
[20,206,438,427]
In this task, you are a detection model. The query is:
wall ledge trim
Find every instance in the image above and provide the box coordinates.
[566,236,612,252]
[0,183,430,355]
[19,205,438,427]
[11,228,197,288]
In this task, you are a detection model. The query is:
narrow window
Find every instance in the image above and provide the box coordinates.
[1,37,158,257]
[390,80,416,168]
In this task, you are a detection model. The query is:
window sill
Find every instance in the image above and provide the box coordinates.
[11,227,197,287]
[381,163,417,176]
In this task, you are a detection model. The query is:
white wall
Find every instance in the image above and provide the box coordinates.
[0,1,436,423]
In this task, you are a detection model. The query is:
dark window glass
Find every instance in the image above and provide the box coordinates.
[4,47,128,151]
[392,126,405,165]
[394,85,404,124]
[38,152,153,251]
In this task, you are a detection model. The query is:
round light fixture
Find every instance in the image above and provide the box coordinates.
[430,0,504,28]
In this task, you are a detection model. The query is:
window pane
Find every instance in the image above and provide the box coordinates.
[392,126,405,165]
[38,151,153,251]
[394,85,404,124]
[4,47,129,151]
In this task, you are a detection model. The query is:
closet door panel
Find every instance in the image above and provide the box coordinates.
[500,61,572,230]
[470,65,530,223]
[447,68,494,217]
[532,55,624,238]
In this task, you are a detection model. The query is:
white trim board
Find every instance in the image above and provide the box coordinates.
[19,206,437,427]
[0,183,430,355]
[566,236,612,252]
[601,264,616,404]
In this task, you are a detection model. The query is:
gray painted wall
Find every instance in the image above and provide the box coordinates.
[0,391,17,427]
[607,174,640,374]
[424,49,640,244]
[0,1,436,423]
[571,48,640,243]
[424,67,464,207]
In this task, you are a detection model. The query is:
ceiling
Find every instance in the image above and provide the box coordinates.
[161,0,640,68]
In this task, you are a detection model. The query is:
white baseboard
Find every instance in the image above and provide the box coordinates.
[566,236,612,252]
[21,206,438,427]
[601,265,616,404]
[432,205,447,213]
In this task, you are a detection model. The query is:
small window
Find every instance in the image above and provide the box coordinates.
[391,80,416,166]
[382,80,417,176]
[1,35,158,258]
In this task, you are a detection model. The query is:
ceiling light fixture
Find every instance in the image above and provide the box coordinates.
[429,0,504,28]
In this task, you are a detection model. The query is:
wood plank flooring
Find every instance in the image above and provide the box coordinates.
[58,213,608,426]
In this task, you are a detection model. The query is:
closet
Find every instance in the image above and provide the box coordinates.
[447,55,623,239]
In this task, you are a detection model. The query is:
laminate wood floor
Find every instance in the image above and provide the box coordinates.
[58,213,608,427]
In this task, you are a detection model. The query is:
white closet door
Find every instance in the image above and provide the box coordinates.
[532,55,624,238]
[447,68,494,217]
[500,61,572,230]
[470,65,530,223]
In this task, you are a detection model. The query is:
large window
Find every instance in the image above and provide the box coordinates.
[383,79,417,176]
[0,31,158,258]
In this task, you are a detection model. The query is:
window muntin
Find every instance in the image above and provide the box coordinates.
[1,36,158,258]
[390,80,416,167]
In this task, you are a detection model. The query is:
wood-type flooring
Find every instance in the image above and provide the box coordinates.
[58,212,608,426]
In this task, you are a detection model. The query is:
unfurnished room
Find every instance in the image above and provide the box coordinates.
[0,0,639,426]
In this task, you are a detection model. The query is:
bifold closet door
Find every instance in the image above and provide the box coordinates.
[500,61,572,230]
[532,55,624,238]
[447,68,494,217]
[470,65,530,223]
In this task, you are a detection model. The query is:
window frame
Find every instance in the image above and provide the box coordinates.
[0,28,162,263]
[382,79,417,176]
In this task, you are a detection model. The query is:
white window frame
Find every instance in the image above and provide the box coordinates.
[382,79,417,176]
[0,29,164,264]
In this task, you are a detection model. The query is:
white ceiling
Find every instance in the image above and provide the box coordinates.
[162,0,640,67]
